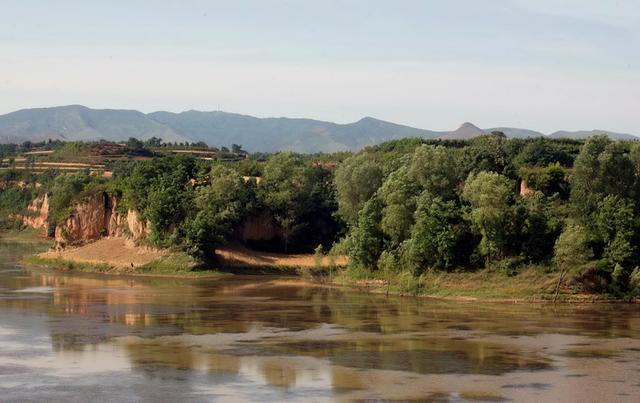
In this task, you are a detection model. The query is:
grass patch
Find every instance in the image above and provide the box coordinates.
[25,251,224,278]
[415,268,560,300]
[25,255,115,273]
[333,266,594,301]
[136,252,223,277]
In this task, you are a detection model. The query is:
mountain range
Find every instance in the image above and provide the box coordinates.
[0,105,637,153]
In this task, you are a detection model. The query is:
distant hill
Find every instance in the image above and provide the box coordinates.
[148,111,441,153]
[0,105,637,152]
[439,124,546,140]
[0,105,189,144]
[439,122,484,140]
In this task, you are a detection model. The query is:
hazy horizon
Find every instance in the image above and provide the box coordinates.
[2,104,638,137]
[1,0,638,133]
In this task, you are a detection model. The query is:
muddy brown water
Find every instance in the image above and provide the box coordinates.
[1,241,640,402]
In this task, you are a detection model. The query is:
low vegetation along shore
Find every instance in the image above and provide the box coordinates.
[2,134,640,301]
[1,229,629,302]
[4,233,217,278]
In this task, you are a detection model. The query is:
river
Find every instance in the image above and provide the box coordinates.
[1,241,639,402]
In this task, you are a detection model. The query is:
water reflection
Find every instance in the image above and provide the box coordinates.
[1,241,640,401]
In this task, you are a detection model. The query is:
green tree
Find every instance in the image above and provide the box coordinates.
[379,165,420,244]
[462,171,514,265]
[511,192,560,262]
[259,152,309,252]
[298,164,342,250]
[348,196,384,269]
[131,156,197,246]
[514,137,572,167]
[594,195,637,268]
[126,137,145,150]
[184,165,250,258]
[570,136,635,223]
[553,222,593,300]
[461,134,513,177]
[144,137,163,147]
[407,192,461,271]
[145,182,193,246]
[518,163,569,198]
[409,144,460,199]
[334,153,383,225]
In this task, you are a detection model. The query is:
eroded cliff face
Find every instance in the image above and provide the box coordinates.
[22,193,50,229]
[20,191,148,247]
[519,180,535,197]
[54,193,149,246]
[54,193,112,244]
[126,209,148,240]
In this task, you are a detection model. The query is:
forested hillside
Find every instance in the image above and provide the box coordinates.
[2,134,640,297]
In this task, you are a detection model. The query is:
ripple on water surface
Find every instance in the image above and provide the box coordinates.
[2,240,640,402]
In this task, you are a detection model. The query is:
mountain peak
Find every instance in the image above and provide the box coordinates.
[438,122,485,140]
[458,122,480,130]
[356,116,381,124]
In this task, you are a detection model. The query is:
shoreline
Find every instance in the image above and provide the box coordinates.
[24,254,225,279]
[3,230,635,303]
[24,253,636,304]
[339,281,633,304]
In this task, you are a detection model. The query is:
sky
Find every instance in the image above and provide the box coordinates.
[0,0,638,133]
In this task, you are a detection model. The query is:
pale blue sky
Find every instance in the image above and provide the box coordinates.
[1,0,638,133]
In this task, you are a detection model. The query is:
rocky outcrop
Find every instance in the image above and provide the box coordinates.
[519,180,536,197]
[21,193,49,229]
[52,192,148,246]
[126,209,148,239]
[54,193,111,243]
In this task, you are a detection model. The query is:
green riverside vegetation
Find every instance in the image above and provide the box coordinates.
[2,133,640,298]
[24,253,223,278]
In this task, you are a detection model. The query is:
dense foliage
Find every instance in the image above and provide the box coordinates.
[3,134,639,296]
[337,134,639,297]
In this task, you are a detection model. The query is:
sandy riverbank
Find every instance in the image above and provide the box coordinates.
[216,243,347,269]
[39,237,165,269]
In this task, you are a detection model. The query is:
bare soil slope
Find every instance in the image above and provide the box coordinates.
[216,244,347,269]
[40,237,164,268]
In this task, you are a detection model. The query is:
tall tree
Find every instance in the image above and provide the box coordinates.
[553,222,593,300]
[348,196,384,269]
[462,171,514,265]
[184,165,250,258]
[334,153,383,225]
[594,195,637,269]
[259,152,309,252]
[408,191,461,271]
[379,165,420,244]
[408,145,460,200]
[570,135,635,223]
[461,134,513,177]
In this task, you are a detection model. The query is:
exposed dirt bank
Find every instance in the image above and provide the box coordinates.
[216,243,347,269]
[39,237,164,269]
